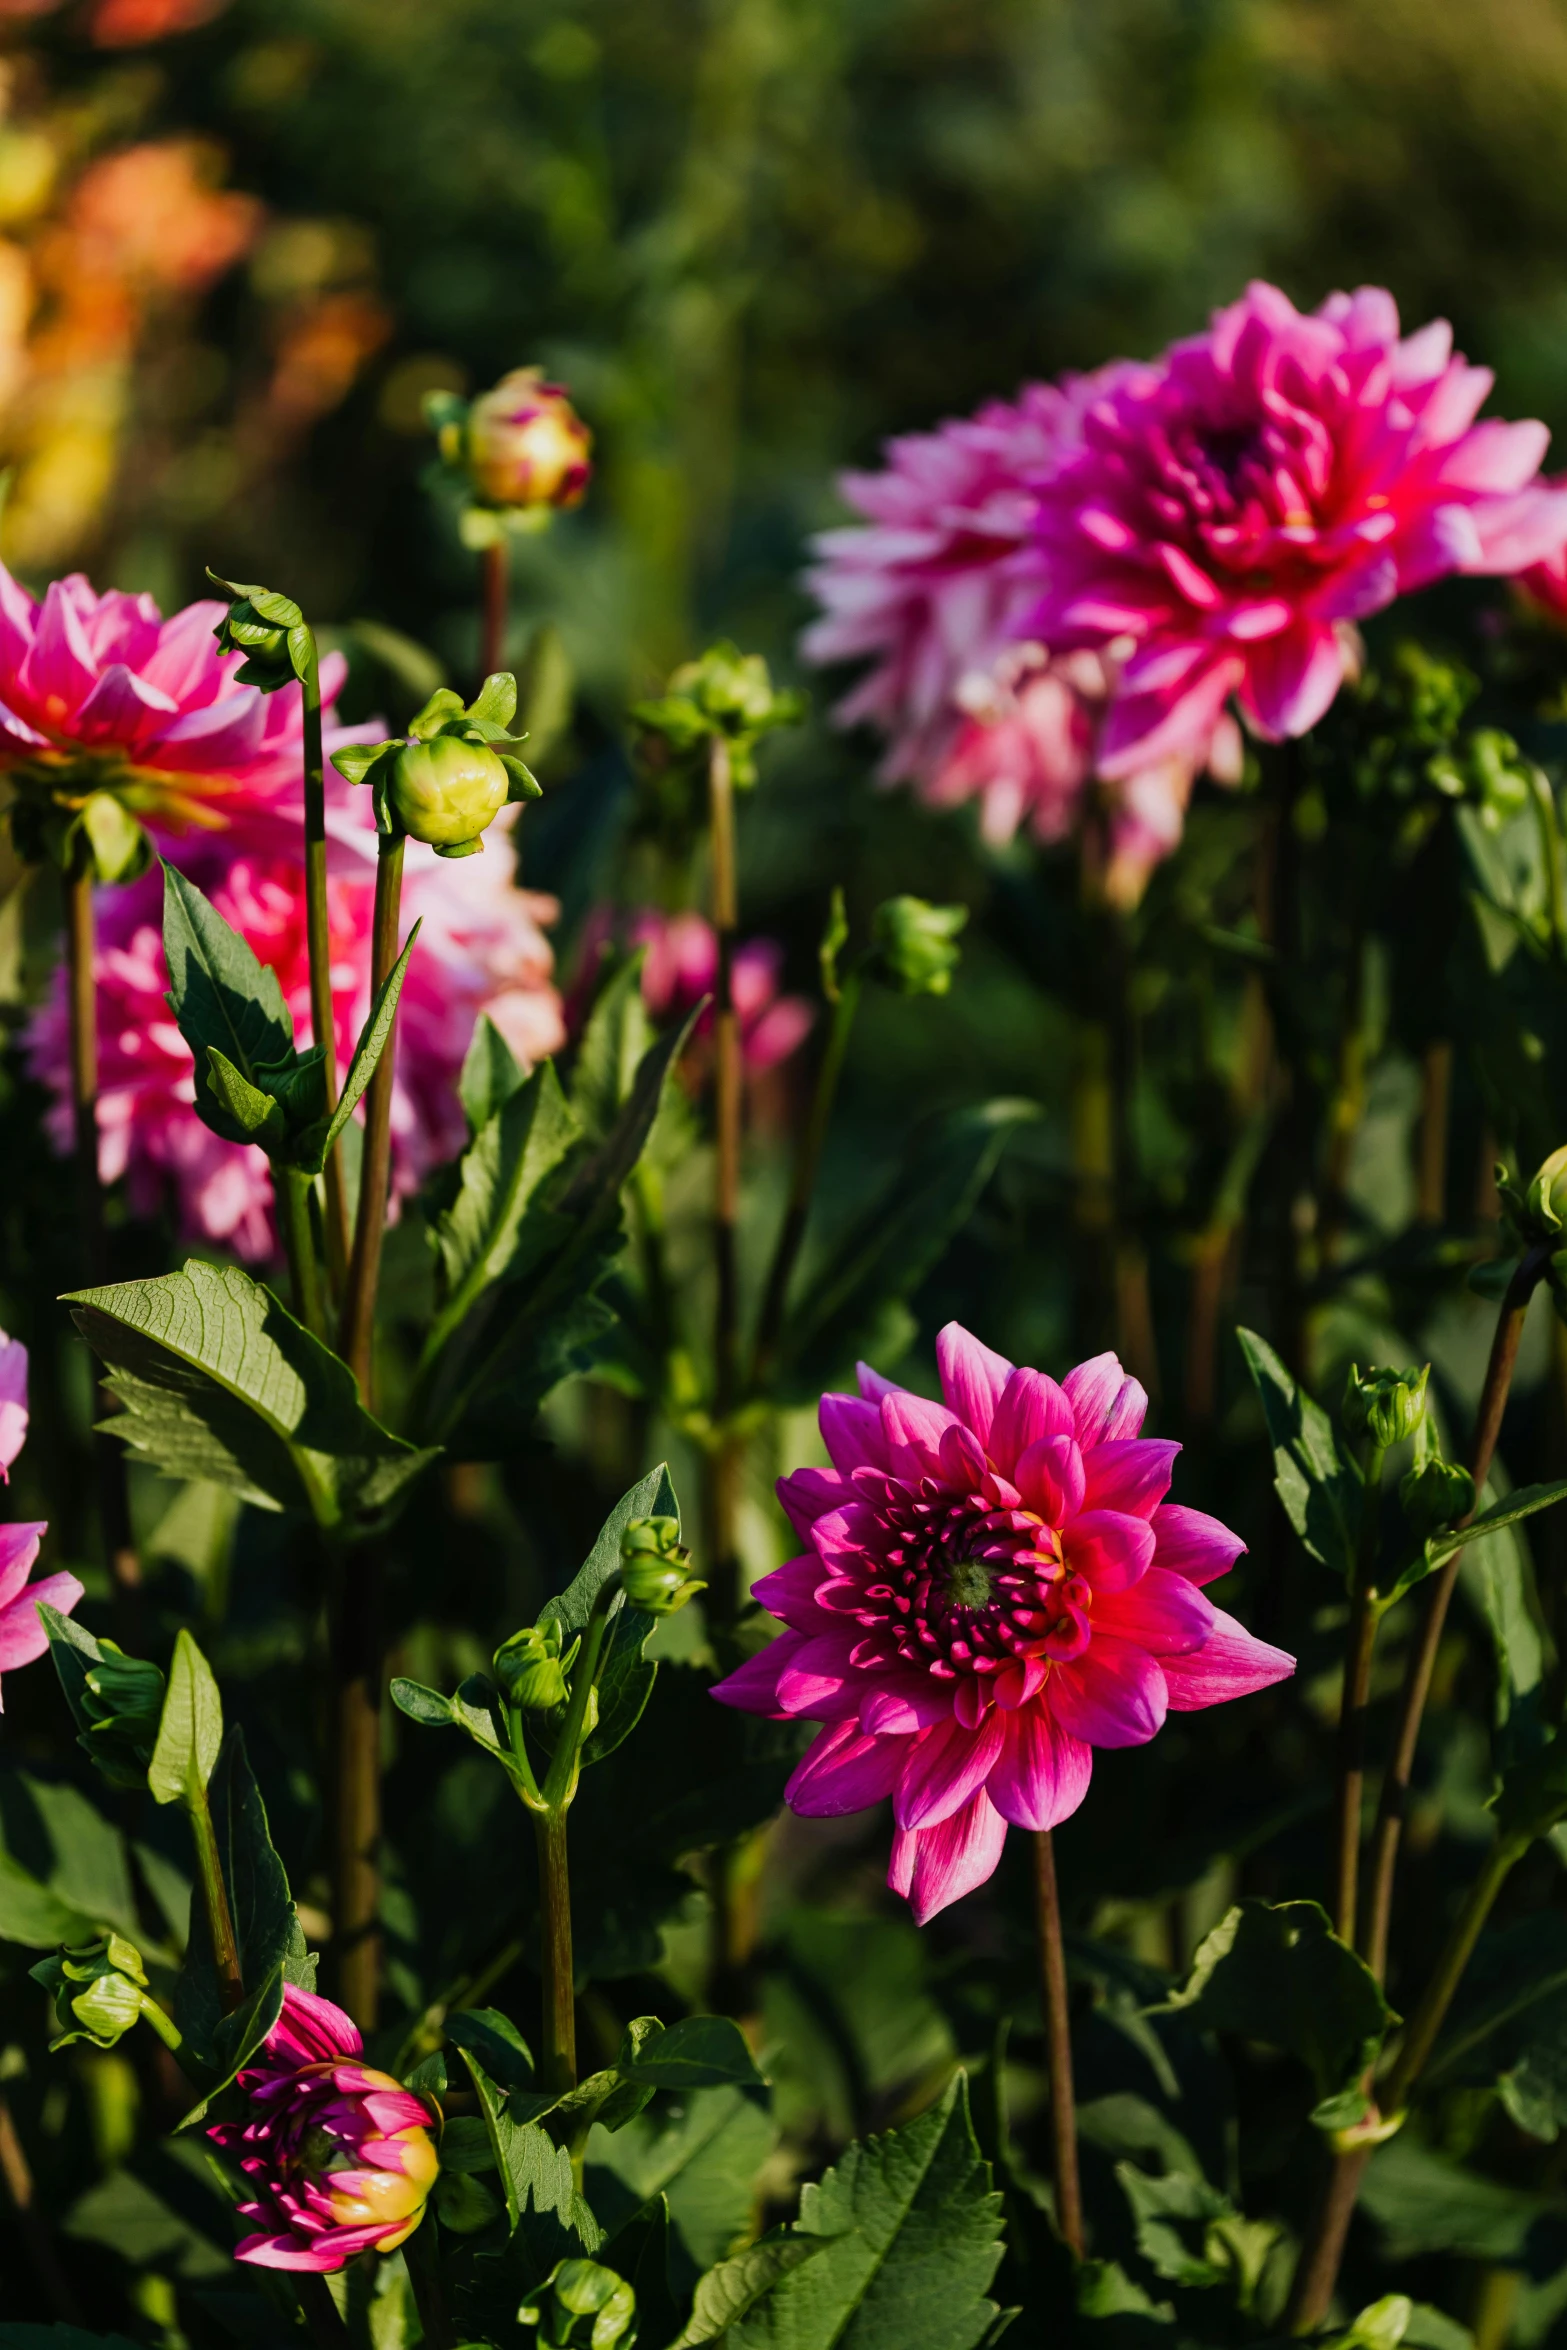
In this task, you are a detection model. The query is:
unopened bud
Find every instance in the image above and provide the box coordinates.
[446,368,592,516]
[520,2258,636,2350]
[1342,1363,1429,1451]
[389,738,510,855]
[1524,1144,1567,1237]
[620,1516,704,1615]
[1399,1457,1476,1539]
[206,574,310,696]
[30,1931,175,2052]
[872,896,967,997]
[494,1619,576,1713]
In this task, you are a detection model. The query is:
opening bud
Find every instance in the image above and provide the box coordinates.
[1341,1363,1429,1451]
[620,1516,705,1615]
[459,369,593,515]
[389,739,510,853]
[520,2258,637,2350]
[206,574,311,695]
[30,1932,177,2052]
[494,1619,577,1713]
[1399,1457,1476,1539]
[632,641,804,787]
[871,896,968,997]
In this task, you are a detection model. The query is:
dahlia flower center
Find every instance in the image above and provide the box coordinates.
[857,1479,1092,1680]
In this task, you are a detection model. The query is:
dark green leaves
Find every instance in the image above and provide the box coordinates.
[617,2014,765,2093]
[69,1259,436,1530]
[146,1631,223,1808]
[1237,1329,1361,1585]
[206,572,313,691]
[162,863,293,1148]
[1159,1900,1395,2127]
[173,1728,311,2094]
[37,1606,163,1791]
[543,1466,680,1766]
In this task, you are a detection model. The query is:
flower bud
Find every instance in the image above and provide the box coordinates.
[448,368,592,516]
[30,1931,173,2051]
[620,1516,705,1615]
[1341,1363,1430,1451]
[520,2258,636,2350]
[494,1619,576,1712]
[1523,1144,1567,1237]
[206,575,311,696]
[388,738,510,855]
[1399,1457,1476,1539]
[871,896,968,998]
[632,642,804,787]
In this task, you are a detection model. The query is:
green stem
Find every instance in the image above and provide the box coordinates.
[708,733,743,1624]
[301,642,350,1299]
[1380,1835,1527,2116]
[1336,1442,1385,1946]
[751,968,861,1389]
[276,1164,326,1339]
[480,540,509,682]
[533,1809,575,2096]
[340,832,407,1403]
[138,1995,184,2054]
[1531,764,1567,962]
[1034,1827,1084,2258]
[185,1785,245,2014]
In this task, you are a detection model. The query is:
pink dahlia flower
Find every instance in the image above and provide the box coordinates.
[713,1325,1294,1922]
[209,1983,437,2271]
[0,562,358,850]
[1517,490,1567,622]
[1025,282,1567,777]
[571,906,813,1074]
[23,819,566,1260]
[0,1335,79,1706]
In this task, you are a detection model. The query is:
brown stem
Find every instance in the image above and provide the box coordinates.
[63,860,141,1634]
[1287,2144,1371,2333]
[1335,1445,1385,1944]
[1415,1041,1453,1225]
[1362,1244,1547,1981]
[332,1539,383,2031]
[1033,1829,1084,2258]
[0,2090,83,2321]
[480,540,509,683]
[340,833,406,1403]
[533,1809,576,2095]
[301,648,350,1299]
[708,733,743,1623]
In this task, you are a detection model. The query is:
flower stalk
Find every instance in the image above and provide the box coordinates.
[1335,1438,1386,1944]
[341,832,407,1402]
[708,731,743,1624]
[332,1538,383,2030]
[480,541,509,682]
[300,637,350,1298]
[1033,1828,1084,2259]
[186,1780,245,2015]
[277,1164,327,1341]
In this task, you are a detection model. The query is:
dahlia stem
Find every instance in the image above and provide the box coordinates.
[1415,1040,1452,1225]
[752,967,861,1388]
[331,1537,383,2031]
[1334,1441,1386,1945]
[480,540,509,682]
[533,1810,576,2097]
[185,1784,245,2015]
[63,857,141,1636]
[708,732,743,1625]
[1033,1828,1084,2258]
[301,639,350,1301]
[340,832,407,1404]
[277,1164,326,1340]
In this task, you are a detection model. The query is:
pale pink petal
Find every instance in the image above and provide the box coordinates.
[1049,1634,1168,1747]
[987,1705,1094,1830]
[1062,1352,1148,1444]
[1080,1437,1179,1519]
[856,1359,902,1400]
[0,1567,79,1679]
[0,1330,27,1476]
[786,1720,906,1815]
[1161,1605,1296,1710]
[1236,620,1346,740]
[889,1787,1009,1922]
[0,1520,44,1608]
[1151,1502,1246,1585]
[935,1322,1014,1445]
[893,1709,1007,1830]
[988,1366,1074,1475]
[1059,1508,1155,1593]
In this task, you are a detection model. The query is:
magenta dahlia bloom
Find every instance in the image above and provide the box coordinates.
[570,905,813,1075]
[209,1984,437,2271]
[1025,282,1567,777]
[0,563,357,850]
[0,1335,79,1706]
[713,1326,1293,1922]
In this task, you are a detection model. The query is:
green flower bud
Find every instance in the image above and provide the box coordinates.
[388,738,510,854]
[1523,1143,1567,1237]
[1399,1457,1476,1538]
[520,2258,637,2350]
[494,1618,577,1712]
[631,641,804,787]
[30,1932,177,2052]
[619,1516,704,1616]
[206,574,311,696]
[1341,1363,1430,1451]
[871,896,968,997]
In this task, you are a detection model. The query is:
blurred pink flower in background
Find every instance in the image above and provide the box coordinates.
[24,806,565,1260]
[1517,489,1567,622]
[1026,282,1567,777]
[0,1333,77,1705]
[0,1331,28,1477]
[571,905,813,1074]
[713,1324,1293,1922]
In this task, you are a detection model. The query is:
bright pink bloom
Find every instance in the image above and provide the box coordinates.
[1518,491,1567,621]
[713,1325,1293,1922]
[209,1983,437,2271]
[0,1338,77,1705]
[0,562,359,851]
[0,1328,27,1478]
[23,816,566,1261]
[1026,282,1567,778]
[571,906,813,1074]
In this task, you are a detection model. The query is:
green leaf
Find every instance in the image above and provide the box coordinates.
[541,1466,678,1766]
[294,921,423,1174]
[569,954,652,1142]
[619,2014,767,2091]
[161,864,294,1146]
[389,1672,530,1792]
[1115,2165,1234,2290]
[1359,2134,1553,2263]
[586,2085,777,2284]
[457,2040,574,2233]
[774,1102,1039,1402]
[1158,1899,1395,2118]
[0,2326,144,2350]
[1236,1330,1360,1584]
[1432,1480,1567,1559]
[174,1728,312,2073]
[469,671,518,728]
[460,1011,526,1133]
[710,2073,1004,2350]
[36,1607,162,1792]
[1428,1913,1567,2140]
[331,740,400,789]
[147,1630,223,1808]
[175,1962,286,2130]
[674,2238,830,2345]
[69,1258,438,1531]
[0,1848,96,1948]
[203,1049,286,1147]
[446,2005,535,2093]
[428,1061,581,1352]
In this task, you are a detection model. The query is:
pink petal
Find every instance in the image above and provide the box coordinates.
[987,1705,1094,1831]
[1048,1634,1168,1747]
[819,1392,891,1474]
[1062,1352,1148,1444]
[776,1466,851,1540]
[1237,621,1345,740]
[856,1359,902,1400]
[888,1787,1009,1923]
[935,1322,1014,1446]
[751,1554,830,1629]
[1161,1604,1296,1710]
[710,1630,805,1716]
[860,1675,955,1733]
[0,1329,27,1476]
[1014,1434,1085,1523]
[235,2235,345,2273]
[1093,1565,1215,1655]
[774,1632,862,1718]
[0,1520,45,1609]
[988,1366,1074,1476]
[1151,1502,1246,1585]
[879,1390,961,1476]
[786,1719,906,1815]
[1080,1438,1179,1519]
[72,663,180,750]
[893,1709,1007,1830]
[1059,1508,1155,1593]
[26,578,98,711]
[0,1568,79,1681]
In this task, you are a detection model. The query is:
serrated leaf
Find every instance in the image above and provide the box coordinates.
[427,1061,581,1348]
[1158,1899,1394,2113]
[162,865,294,1146]
[619,2014,766,2091]
[147,1630,223,1807]
[69,1259,438,1531]
[460,1012,526,1133]
[541,1466,678,1766]
[774,1102,1039,1403]
[712,2073,1003,2350]
[294,922,422,1174]
[674,2237,829,2345]
[1432,1480,1567,1559]
[458,2041,575,2233]
[1236,1329,1360,1584]
[570,954,652,1142]
[175,1728,311,2072]
[446,2006,535,2093]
